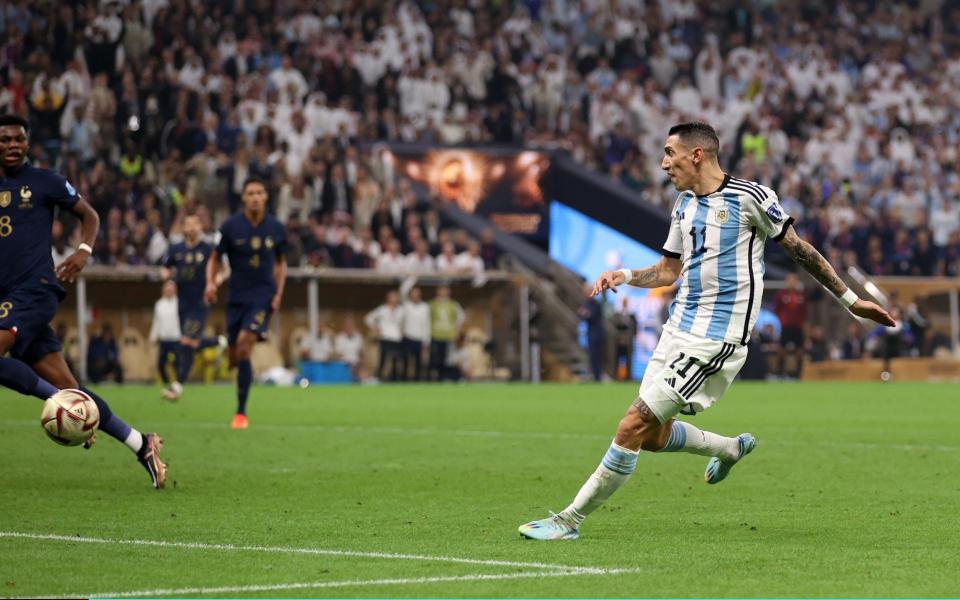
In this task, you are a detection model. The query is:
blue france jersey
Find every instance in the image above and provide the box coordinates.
[0,164,80,298]
[164,240,212,309]
[216,213,288,304]
[663,175,793,345]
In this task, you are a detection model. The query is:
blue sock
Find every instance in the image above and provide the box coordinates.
[600,442,640,474]
[659,420,688,452]
[236,360,252,415]
[0,356,59,400]
[177,346,195,384]
[81,386,142,453]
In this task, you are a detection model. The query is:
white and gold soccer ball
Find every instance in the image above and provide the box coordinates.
[40,389,100,446]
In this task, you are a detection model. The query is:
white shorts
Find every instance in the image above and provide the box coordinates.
[638,325,748,423]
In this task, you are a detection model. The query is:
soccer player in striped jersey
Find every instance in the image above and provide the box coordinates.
[519,122,895,540]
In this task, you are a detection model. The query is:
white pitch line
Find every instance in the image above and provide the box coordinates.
[0,531,593,572]
[37,568,642,600]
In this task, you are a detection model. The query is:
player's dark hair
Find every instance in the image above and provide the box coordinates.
[241,177,267,193]
[0,114,29,132]
[668,122,720,156]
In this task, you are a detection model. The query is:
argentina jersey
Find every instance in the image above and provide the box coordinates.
[662,175,793,345]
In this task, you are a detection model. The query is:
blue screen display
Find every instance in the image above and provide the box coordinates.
[548,201,670,380]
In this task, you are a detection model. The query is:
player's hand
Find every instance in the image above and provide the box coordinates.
[271,293,282,312]
[850,299,896,327]
[590,270,626,297]
[56,252,89,283]
[203,283,218,305]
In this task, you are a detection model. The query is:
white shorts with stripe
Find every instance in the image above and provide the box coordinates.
[638,324,748,423]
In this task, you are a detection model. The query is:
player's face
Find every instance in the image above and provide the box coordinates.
[241,182,268,213]
[0,125,29,170]
[661,135,697,191]
[183,216,202,241]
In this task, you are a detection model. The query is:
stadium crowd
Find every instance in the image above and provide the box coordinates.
[2,0,959,280]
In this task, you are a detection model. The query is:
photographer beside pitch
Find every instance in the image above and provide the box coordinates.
[519,122,895,540]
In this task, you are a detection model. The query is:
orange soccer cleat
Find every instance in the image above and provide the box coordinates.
[230,413,249,429]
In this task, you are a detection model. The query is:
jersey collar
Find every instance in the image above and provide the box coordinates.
[698,173,730,197]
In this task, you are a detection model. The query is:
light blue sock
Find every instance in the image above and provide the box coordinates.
[659,420,688,452]
[659,420,739,460]
[562,441,639,524]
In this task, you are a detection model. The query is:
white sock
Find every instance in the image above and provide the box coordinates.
[124,429,144,454]
[663,420,739,461]
[560,442,639,526]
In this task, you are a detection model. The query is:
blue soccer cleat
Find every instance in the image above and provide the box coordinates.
[518,512,580,540]
[705,433,756,485]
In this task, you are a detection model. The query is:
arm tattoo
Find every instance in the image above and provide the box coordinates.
[780,228,848,297]
[627,264,662,287]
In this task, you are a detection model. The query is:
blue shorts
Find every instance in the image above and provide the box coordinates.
[226,301,272,346]
[0,285,63,365]
[179,305,209,340]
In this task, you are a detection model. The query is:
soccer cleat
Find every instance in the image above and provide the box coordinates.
[705,433,756,484]
[137,433,167,489]
[518,512,580,541]
[231,413,248,429]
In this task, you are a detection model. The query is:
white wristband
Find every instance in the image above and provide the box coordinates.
[77,243,93,255]
[617,268,632,285]
[839,288,858,309]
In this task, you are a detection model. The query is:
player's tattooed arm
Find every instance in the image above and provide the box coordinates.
[778,226,847,297]
[591,256,681,296]
[779,225,896,326]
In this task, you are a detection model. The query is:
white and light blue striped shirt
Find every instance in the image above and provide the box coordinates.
[662,175,793,346]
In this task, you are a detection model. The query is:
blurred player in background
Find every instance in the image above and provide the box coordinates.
[149,280,181,398]
[204,178,288,429]
[160,213,212,400]
[519,122,895,540]
[0,114,166,488]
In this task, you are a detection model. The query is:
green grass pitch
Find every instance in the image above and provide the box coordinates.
[1,382,958,598]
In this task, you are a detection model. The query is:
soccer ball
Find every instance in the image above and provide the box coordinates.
[40,389,100,446]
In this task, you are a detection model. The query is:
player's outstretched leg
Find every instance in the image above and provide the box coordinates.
[30,352,167,489]
[0,356,59,400]
[81,386,167,489]
[519,441,638,540]
[520,399,660,540]
[657,420,756,484]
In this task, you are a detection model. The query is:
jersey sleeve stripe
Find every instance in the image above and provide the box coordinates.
[731,177,769,199]
[726,182,764,205]
[773,216,795,242]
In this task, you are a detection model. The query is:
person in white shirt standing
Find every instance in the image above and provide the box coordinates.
[365,291,405,381]
[149,280,182,401]
[334,316,366,380]
[400,286,431,381]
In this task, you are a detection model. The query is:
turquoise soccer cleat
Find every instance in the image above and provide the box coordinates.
[705,433,757,485]
[518,512,580,540]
